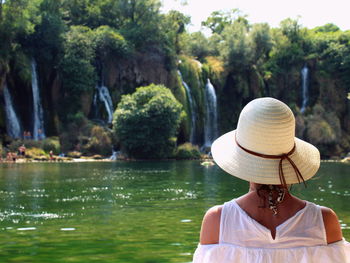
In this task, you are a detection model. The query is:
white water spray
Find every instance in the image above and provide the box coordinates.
[203,79,218,148]
[3,83,22,138]
[300,65,309,113]
[93,83,114,124]
[178,71,197,144]
[31,60,46,140]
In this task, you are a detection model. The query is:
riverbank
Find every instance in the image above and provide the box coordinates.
[1,155,350,164]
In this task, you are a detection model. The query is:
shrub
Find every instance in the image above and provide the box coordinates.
[113,84,184,159]
[25,147,47,159]
[42,137,61,154]
[8,140,41,152]
[175,143,201,159]
[82,126,112,156]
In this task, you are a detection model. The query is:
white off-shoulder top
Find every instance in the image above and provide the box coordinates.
[193,199,350,262]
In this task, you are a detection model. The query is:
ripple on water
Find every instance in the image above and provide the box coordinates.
[60,228,76,231]
[0,210,69,222]
[17,227,36,231]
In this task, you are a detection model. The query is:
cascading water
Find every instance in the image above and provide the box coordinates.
[31,60,46,140]
[300,64,309,113]
[93,82,114,124]
[178,71,196,144]
[3,83,22,138]
[203,79,218,148]
[110,150,120,161]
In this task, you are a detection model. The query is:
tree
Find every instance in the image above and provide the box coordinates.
[0,0,38,64]
[162,10,190,54]
[219,21,252,71]
[60,26,96,117]
[180,31,210,59]
[202,9,248,34]
[249,23,272,65]
[31,0,66,66]
[314,23,340,33]
[113,84,184,159]
[93,25,129,61]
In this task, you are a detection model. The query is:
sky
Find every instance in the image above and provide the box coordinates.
[161,0,350,32]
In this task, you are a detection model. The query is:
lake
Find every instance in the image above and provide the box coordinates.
[0,161,349,262]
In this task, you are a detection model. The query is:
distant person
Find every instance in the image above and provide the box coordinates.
[6,152,12,162]
[49,150,54,161]
[193,98,350,262]
[18,144,26,156]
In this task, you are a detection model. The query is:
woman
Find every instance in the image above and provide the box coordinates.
[193,97,350,262]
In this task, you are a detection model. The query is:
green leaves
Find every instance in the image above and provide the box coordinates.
[113,84,183,159]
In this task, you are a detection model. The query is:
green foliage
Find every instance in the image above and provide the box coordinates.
[31,0,66,66]
[178,56,206,141]
[42,137,61,154]
[25,147,47,158]
[113,84,183,159]
[6,137,61,155]
[60,26,96,116]
[175,143,201,159]
[162,10,190,54]
[202,9,248,34]
[93,26,129,60]
[314,23,340,33]
[82,125,112,156]
[180,32,210,60]
[59,112,91,152]
[305,105,341,147]
[117,0,165,49]
[249,23,273,65]
[219,21,252,71]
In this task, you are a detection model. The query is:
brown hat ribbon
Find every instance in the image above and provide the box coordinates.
[235,136,306,188]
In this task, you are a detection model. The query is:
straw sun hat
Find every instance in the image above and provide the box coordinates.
[211,97,320,185]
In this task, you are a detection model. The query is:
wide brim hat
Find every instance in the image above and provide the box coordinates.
[211,97,320,185]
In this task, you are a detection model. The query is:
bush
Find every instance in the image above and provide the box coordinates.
[175,143,201,159]
[25,147,47,159]
[82,126,112,156]
[113,84,184,159]
[42,137,61,154]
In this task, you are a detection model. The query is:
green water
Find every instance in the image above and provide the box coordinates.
[0,161,349,263]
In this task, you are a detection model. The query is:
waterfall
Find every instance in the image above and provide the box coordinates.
[3,83,22,138]
[93,83,114,124]
[203,79,218,148]
[31,60,46,140]
[178,71,196,144]
[300,65,309,113]
[110,150,120,161]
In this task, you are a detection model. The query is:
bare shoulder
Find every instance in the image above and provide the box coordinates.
[321,206,343,244]
[199,205,223,245]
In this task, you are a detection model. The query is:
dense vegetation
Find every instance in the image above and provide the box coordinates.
[113,84,183,158]
[0,0,350,159]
